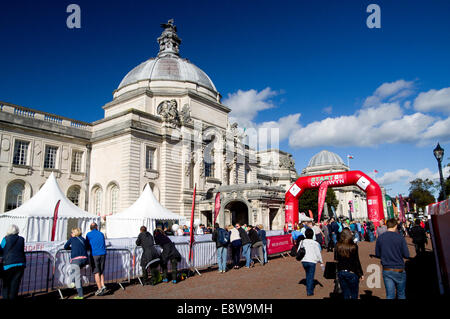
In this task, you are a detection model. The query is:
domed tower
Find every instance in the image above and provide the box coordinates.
[92,20,232,219]
[300,150,367,220]
[301,150,348,176]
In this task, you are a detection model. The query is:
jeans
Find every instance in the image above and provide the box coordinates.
[262,244,268,263]
[69,259,87,296]
[242,243,252,267]
[252,241,264,265]
[383,270,407,299]
[217,247,228,271]
[331,233,337,245]
[2,266,25,300]
[231,240,242,267]
[337,270,360,299]
[302,262,316,296]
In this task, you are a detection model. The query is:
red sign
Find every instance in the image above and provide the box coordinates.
[266,235,293,255]
[317,181,329,222]
[213,192,220,226]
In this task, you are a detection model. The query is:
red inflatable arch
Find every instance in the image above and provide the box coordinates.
[285,170,384,227]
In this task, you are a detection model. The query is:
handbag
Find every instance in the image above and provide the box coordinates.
[323,261,337,279]
[333,278,342,294]
[296,240,306,261]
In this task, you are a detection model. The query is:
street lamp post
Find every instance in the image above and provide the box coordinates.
[433,143,447,200]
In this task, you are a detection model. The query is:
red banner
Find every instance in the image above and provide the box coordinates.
[213,192,220,226]
[51,200,61,242]
[317,181,329,222]
[266,235,293,255]
[188,185,196,262]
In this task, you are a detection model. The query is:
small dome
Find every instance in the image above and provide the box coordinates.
[307,150,344,167]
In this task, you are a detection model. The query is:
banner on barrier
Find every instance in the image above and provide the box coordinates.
[266,235,293,255]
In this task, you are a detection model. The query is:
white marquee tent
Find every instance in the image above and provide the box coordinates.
[299,213,313,222]
[0,173,100,242]
[106,183,183,238]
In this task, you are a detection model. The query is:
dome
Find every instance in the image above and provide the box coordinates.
[307,150,345,168]
[114,19,218,98]
[117,56,217,93]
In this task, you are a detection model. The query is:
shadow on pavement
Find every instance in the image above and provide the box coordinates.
[405,251,440,299]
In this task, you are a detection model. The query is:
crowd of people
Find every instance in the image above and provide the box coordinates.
[287,216,430,299]
[0,214,431,300]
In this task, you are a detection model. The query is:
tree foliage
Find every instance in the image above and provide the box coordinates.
[298,188,339,221]
[408,178,436,210]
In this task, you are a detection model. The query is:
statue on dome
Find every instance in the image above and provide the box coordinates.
[158,19,181,56]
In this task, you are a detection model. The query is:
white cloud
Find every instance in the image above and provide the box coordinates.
[224,87,302,148]
[363,79,415,108]
[288,102,442,148]
[376,169,414,185]
[223,82,450,151]
[224,87,279,127]
[374,166,450,189]
[414,87,450,114]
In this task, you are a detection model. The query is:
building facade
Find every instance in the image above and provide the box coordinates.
[0,20,297,231]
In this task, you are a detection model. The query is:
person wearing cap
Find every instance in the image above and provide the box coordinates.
[86,222,108,296]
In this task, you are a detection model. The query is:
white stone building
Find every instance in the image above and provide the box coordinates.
[300,150,368,220]
[0,20,297,232]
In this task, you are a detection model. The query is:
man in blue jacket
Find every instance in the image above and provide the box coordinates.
[86,222,108,296]
[375,218,410,299]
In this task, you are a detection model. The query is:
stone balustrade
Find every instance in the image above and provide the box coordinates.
[0,102,91,131]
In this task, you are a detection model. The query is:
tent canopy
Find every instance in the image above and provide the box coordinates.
[106,183,183,238]
[298,213,313,222]
[0,173,100,242]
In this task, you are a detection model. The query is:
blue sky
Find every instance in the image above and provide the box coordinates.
[1,0,449,197]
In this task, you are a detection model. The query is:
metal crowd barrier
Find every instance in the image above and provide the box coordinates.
[53,248,132,299]
[133,242,193,285]
[1,236,288,298]
[0,251,53,297]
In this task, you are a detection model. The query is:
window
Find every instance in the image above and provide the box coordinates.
[67,185,81,207]
[146,146,156,171]
[71,150,83,173]
[13,140,30,166]
[93,188,102,216]
[110,185,119,214]
[44,145,58,169]
[205,149,214,178]
[5,181,25,211]
[189,161,194,189]
[245,166,250,184]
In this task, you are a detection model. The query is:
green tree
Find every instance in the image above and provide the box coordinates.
[298,188,338,221]
[408,178,436,211]
[436,162,450,201]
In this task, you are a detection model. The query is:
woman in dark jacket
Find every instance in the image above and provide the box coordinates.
[136,226,161,285]
[64,227,88,299]
[248,225,263,266]
[334,228,364,299]
[153,228,181,283]
[0,224,26,300]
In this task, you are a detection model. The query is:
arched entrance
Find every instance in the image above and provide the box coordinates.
[285,170,384,227]
[225,201,249,226]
